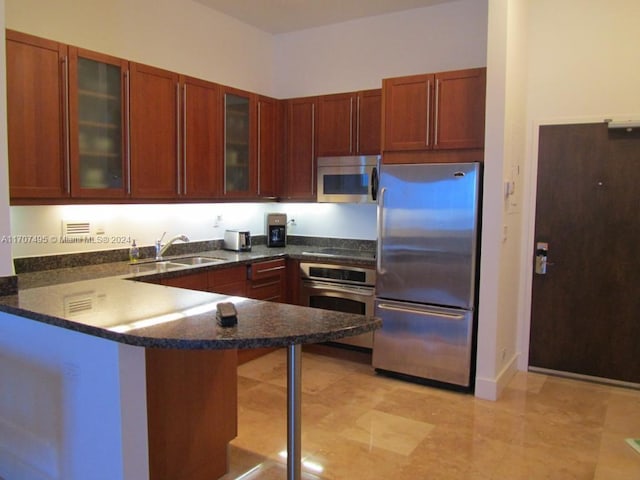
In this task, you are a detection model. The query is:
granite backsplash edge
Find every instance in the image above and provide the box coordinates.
[13,236,376,274]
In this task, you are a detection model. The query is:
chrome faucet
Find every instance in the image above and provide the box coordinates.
[155,232,190,260]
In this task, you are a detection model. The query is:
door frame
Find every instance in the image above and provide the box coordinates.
[517,114,639,375]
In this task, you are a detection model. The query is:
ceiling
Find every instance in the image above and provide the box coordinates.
[194,0,456,34]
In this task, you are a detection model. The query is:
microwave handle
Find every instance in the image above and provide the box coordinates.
[371,166,379,201]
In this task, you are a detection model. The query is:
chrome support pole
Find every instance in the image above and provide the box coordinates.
[287,343,302,480]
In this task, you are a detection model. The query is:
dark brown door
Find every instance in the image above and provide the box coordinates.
[530,123,640,383]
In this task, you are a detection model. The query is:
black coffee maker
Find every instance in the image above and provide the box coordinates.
[266,213,287,247]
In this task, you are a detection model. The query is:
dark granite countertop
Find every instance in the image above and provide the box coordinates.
[0,244,380,350]
[15,244,376,290]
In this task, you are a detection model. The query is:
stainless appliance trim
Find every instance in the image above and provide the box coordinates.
[300,262,375,349]
[316,155,380,203]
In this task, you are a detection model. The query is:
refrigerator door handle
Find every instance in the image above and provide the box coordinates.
[377,302,465,320]
[376,187,387,274]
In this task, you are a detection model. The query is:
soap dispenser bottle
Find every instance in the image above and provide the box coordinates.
[129,240,140,263]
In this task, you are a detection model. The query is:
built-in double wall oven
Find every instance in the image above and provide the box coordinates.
[299,262,376,349]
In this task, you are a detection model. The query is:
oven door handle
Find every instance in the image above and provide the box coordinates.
[302,281,375,296]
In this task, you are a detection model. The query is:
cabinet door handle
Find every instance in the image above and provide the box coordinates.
[124,69,131,195]
[251,280,281,289]
[349,96,354,153]
[256,265,286,275]
[356,95,361,153]
[182,84,187,195]
[311,103,315,194]
[175,82,181,195]
[257,100,262,196]
[434,78,440,147]
[426,79,431,147]
[62,55,71,194]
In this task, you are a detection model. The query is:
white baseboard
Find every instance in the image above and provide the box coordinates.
[474,352,519,400]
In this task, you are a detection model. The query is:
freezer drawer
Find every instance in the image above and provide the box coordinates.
[372,299,474,387]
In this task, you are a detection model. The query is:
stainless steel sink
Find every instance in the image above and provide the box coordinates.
[169,256,225,266]
[130,260,184,273]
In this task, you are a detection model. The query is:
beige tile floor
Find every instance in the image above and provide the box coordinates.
[220,347,640,480]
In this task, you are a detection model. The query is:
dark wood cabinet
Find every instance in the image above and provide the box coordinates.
[221,86,257,198]
[357,89,383,155]
[284,96,317,200]
[247,258,286,302]
[181,76,222,199]
[208,265,247,296]
[382,68,486,159]
[129,62,180,198]
[257,95,282,199]
[68,47,129,198]
[316,89,381,156]
[6,30,69,200]
[146,348,237,480]
[161,270,209,290]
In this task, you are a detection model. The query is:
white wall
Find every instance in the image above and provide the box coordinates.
[517,0,640,368]
[475,0,527,400]
[273,0,488,97]
[0,0,13,275]
[0,312,148,480]
[10,203,377,258]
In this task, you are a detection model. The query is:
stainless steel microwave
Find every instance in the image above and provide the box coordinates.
[316,155,380,203]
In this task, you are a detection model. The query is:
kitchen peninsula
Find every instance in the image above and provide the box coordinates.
[0,251,380,480]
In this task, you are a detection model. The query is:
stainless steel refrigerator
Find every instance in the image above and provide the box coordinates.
[372,162,481,390]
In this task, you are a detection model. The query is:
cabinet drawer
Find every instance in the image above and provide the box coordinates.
[248,258,286,281]
[162,271,209,290]
[248,279,283,302]
[209,265,247,285]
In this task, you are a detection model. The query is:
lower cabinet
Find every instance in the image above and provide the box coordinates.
[241,258,287,364]
[247,258,286,302]
[145,348,237,480]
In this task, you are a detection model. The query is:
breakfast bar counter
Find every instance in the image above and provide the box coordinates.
[0,272,380,480]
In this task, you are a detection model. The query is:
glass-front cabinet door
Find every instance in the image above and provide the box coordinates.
[222,87,256,197]
[69,47,129,197]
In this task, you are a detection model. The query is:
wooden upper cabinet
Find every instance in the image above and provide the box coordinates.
[382,67,486,154]
[6,30,69,200]
[68,47,129,198]
[434,68,486,150]
[181,76,222,199]
[316,89,381,156]
[284,97,317,200]
[129,62,180,199]
[317,92,355,156]
[357,89,382,155]
[221,86,257,198]
[257,95,282,199]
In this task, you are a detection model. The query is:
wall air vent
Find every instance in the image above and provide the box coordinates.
[64,292,96,316]
[62,221,91,236]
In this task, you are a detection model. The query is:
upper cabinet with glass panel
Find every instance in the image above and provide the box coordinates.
[222,87,257,197]
[69,47,129,198]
